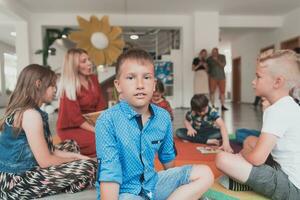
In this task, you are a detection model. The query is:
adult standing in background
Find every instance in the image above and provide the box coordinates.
[207,47,228,111]
[57,48,107,157]
[192,49,209,95]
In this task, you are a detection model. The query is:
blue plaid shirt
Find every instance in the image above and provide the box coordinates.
[95,100,176,199]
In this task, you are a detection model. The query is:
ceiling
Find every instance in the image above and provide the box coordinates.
[1,0,300,49]
[17,0,300,15]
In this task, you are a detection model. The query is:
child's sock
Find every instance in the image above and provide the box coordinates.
[219,175,252,191]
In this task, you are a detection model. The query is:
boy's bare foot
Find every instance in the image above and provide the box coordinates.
[207,139,220,146]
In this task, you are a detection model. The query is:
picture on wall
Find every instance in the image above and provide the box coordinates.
[154,61,173,96]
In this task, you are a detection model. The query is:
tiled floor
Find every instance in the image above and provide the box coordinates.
[0,102,263,199]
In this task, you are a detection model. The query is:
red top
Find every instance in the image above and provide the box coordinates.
[57,75,107,129]
[152,99,174,121]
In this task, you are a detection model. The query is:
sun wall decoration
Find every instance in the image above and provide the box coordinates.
[69,15,125,65]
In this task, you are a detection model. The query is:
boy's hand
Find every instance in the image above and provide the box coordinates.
[219,143,234,153]
[187,128,197,137]
[261,97,271,111]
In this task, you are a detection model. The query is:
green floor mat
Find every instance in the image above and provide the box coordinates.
[229,133,236,140]
[203,189,239,200]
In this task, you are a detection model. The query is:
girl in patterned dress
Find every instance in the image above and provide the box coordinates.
[0,64,97,199]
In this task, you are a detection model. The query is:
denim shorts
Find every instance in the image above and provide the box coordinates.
[119,165,192,200]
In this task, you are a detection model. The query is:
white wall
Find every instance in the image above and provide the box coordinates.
[219,42,232,99]
[231,7,300,103]
[0,0,30,72]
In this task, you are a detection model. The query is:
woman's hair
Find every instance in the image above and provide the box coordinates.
[57,48,88,100]
[115,48,154,79]
[200,49,207,55]
[190,94,209,112]
[155,79,165,94]
[0,64,56,130]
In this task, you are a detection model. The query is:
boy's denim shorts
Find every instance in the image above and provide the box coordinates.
[119,165,192,200]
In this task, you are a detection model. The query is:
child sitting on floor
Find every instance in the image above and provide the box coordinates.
[176,94,233,153]
[216,49,300,199]
[151,79,174,121]
[95,49,214,200]
[0,64,96,199]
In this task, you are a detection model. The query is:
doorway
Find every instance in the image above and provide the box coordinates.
[232,57,241,103]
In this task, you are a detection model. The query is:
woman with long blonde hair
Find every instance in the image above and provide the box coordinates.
[0,64,96,199]
[57,48,106,157]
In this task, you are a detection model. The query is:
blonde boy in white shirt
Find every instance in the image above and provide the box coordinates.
[216,50,300,199]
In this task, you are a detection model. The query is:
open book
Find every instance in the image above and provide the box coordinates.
[196,146,221,154]
[82,111,102,126]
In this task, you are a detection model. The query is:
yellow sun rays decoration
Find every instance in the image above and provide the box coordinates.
[69,15,125,66]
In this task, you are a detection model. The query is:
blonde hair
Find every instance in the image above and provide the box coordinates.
[257,49,300,90]
[0,64,56,131]
[57,48,88,100]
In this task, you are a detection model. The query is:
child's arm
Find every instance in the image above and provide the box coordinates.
[80,121,95,132]
[162,161,175,170]
[184,119,197,137]
[100,182,119,200]
[241,133,277,166]
[95,113,122,199]
[158,119,176,169]
[23,109,80,168]
[215,118,233,153]
[53,150,90,160]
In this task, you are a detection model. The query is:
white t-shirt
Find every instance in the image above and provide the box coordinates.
[262,96,300,189]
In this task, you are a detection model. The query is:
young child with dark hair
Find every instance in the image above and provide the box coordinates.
[176,94,233,152]
[95,49,214,200]
[0,64,96,199]
[216,50,300,199]
[151,79,174,121]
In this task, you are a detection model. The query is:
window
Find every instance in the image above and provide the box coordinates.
[4,53,17,95]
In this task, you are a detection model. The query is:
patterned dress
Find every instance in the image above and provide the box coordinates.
[0,109,97,200]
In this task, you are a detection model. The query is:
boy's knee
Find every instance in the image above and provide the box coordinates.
[243,136,258,148]
[190,165,214,184]
[215,151,229,170]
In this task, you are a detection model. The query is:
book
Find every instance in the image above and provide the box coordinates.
[82,111,102,126]
[196,146,221,154]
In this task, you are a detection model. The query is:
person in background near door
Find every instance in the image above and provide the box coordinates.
[207,48,228,111]
[57,48,107,158]
[192,49,209,95]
